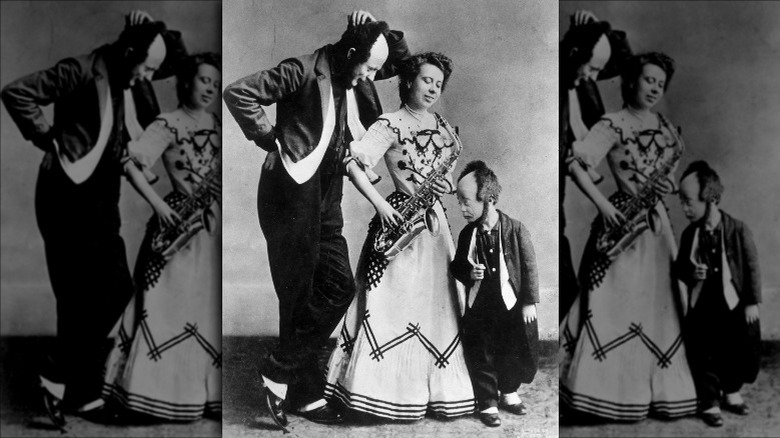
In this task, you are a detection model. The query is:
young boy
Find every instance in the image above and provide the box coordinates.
[451,160,540,427]
[676,160,762,428]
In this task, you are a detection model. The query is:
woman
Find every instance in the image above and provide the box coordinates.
[560,52,698,421]
[102,52,222,421]
[324,52,475,420]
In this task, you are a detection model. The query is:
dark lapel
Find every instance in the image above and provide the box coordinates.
[314,47,332,132]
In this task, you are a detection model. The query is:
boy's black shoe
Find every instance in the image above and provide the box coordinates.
[722,402,749,416]
[699,411,724,427]
[501,401,527,415]
[479,412,501,427]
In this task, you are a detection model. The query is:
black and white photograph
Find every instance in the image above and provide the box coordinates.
[559,1,780,437]
[0,1,221,436]
[221,0,558,436]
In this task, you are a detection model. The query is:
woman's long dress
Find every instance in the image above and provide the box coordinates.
[102,110,222,421]
[324,110,476,420]
[560,110,698,420]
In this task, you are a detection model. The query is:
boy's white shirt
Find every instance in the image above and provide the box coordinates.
[466,220,518,311]
[688,225,739,310]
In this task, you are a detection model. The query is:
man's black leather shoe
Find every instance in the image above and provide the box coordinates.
[40,384,66,429]
[297,404,343,424]
[261,385,289,430]
[479,412,501,427]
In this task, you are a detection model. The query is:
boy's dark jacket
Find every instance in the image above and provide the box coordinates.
[451,209,539,306]
[674,209,761,383]
[674,210,761,306]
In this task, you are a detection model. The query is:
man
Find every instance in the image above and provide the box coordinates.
[1,10,186,428]
[223,10,410,427]
[559,10,631,322]
[451,160,540,427]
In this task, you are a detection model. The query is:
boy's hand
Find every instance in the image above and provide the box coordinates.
[470,263,485,281]
[745,304,759,324]
[693,262,708,281]
[522,304,537,324]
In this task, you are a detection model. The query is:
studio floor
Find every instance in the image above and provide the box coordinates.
[222,336,558,438]
[2,337,778,437]
[560,342,780,438]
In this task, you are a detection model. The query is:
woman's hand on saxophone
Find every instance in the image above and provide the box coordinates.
[153,199,181,228]
[596,199,625,229]
[375,200,404,231]
[432,177,453,197]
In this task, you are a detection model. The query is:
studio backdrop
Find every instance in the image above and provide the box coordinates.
[222,0,559,339]
[0,0,222,335]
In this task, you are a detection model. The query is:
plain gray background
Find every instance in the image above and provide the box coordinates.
[221,0,559,339]
[0,1,221,335]
[561,1,780,338]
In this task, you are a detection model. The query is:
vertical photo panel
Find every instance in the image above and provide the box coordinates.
[0,1,221,436]
[559,1,780,437]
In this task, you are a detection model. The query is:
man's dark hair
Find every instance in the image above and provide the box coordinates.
[332,21,390,70]
[560,20,611,87]
[176,52,221,105]
[398,52,453,104]
[116,21,167,68]
[458,160,502,204]
[682,160,724,204]
[620,52,675,105]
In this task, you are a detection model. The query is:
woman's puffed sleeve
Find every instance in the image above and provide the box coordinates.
[123,118,174,183]
[344,118,395,183]
[569,118,618,182]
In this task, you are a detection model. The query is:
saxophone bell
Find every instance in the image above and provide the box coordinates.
[424,207,440,237]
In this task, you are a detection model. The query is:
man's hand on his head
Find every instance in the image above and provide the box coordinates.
[348,10,376,27]
[571,10,598,27]
[126,10,153,27]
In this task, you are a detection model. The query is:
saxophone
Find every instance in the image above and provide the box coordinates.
[372,117,462,261]
[151,164,221,258]
[595,116,684,258]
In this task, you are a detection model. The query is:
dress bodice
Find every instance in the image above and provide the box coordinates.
[127,109,221,196]
[573,109,683,196]
[349,109,461,197]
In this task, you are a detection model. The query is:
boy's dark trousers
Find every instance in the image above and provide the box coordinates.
[461,277,538,411]
[684,279,749,411]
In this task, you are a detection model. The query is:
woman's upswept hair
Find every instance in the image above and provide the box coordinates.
[398,52,453,104]
[458,160,501,204]
[620,52,675,105]
[176,52,221,105]
[682,160,724,204]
